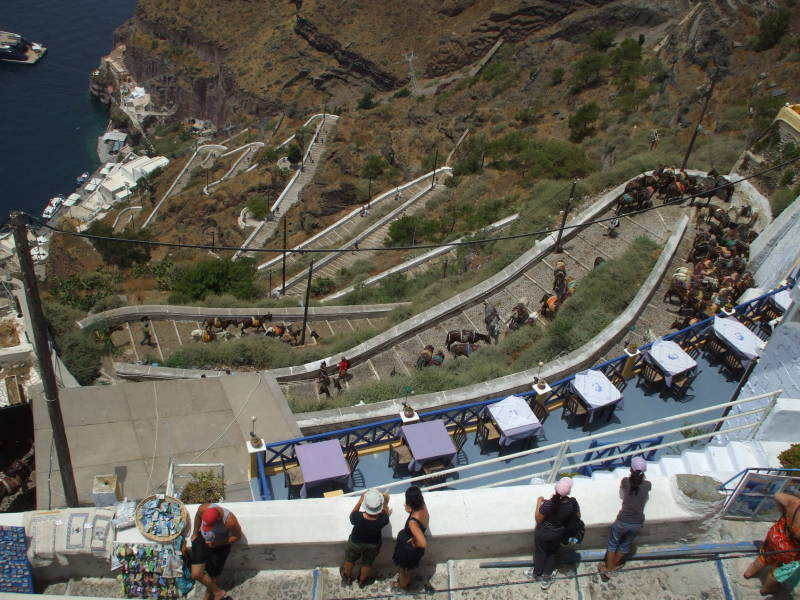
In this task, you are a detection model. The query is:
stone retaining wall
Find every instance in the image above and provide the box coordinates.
[78,302,407,329]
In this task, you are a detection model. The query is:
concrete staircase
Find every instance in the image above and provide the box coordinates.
[235,116,339,260]
[575,439,785,486]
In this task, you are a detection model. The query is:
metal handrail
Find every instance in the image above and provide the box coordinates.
[420,402,775,492]
[336,389,782,495]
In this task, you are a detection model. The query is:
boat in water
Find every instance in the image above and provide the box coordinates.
[42,195,65,219]
[0,31,47,64]
[76,172,89,186]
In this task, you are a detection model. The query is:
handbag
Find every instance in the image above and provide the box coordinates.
[774,561,800,591]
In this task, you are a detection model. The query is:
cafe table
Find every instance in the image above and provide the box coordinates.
[295,439,352,498]
[486,395,544,446]
[712,316,765,361]
[570,369,624,424]
[401,420,457,472]
[646,338,697,387]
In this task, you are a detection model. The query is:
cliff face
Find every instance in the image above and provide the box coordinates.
[115,0,651,125]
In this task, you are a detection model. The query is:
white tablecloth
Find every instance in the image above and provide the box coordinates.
[646,338,697,386]
[712,316,765,360]
[487,395,543,446]
[571,370,623,424]
[771,289,793,312]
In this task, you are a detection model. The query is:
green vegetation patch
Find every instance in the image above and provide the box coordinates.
[163,326,379,370]
[296,236,660,411]
[169,258,259,303]
[44,302,112,386]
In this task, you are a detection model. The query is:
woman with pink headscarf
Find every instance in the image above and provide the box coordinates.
[598,456,652,581]
[525,477,581,591]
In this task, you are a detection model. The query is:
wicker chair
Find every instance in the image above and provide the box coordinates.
[281,453,304,499]
[531,399,549,425]
[606,368,628,391]
[704,336,729,359]
[421,459,448,488]
[670,369,700,399]
[720,352,744,380]
[474,413,501,455]
[637,362,665,390]
[561,394,588,428]
[388,443,412,478]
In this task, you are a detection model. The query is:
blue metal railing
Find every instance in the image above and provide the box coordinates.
[258,281,793,491]
[579,436,664,476]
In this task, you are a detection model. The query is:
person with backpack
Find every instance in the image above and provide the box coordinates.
[598,456,652,581]
[526,477,581,590]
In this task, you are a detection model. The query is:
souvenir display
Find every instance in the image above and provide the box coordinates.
[112,540,193,598]
[135,495,188,542]
[0,526,34,593]
[113,500,138,531]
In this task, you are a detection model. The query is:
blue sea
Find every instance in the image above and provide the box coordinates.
[0,0,137,223]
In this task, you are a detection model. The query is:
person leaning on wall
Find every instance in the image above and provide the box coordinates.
[340,489,391,588]
[598,456,652,581]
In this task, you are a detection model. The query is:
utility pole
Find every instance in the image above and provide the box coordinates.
[554,180,577,254]
[10,213,79,507]
[300,259,314,346]
[282,216,287,296]
[681,72,717,172]
[431,148,438,190]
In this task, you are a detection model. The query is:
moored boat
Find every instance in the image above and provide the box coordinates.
[0,31,47,64]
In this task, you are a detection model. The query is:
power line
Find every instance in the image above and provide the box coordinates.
[22,155,800,256]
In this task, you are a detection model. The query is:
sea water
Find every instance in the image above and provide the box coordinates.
[0,0,137,222]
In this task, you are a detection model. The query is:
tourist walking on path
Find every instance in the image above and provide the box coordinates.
[190,504,242,600]
[598,456,652,581]
[140,318,152,346]
[526,477,581,590]
[392,486,429,590]
[341,489,391,588]
[743,492,800,595]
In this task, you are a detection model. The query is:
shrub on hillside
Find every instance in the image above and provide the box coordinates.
[751,8,791,51]
[43,301,109,385]
[551,67,565,86]
[86,221,151,269]
[171,258,258,301]
[246,194,269,220]
[310,277,336,297]
[568,103,601,142]
[357,91,377,110]
[570,52,610,92]
[589,30,615,52]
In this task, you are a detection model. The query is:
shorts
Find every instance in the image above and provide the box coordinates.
[606,520,643,555]
[344,536,381,566]
[190,537,231,578]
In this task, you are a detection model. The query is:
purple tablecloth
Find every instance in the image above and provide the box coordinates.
[402,420,457,472]
[487,395,543,446]
[296,439,352,497]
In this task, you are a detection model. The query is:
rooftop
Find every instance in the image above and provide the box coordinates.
[32,372,300,507]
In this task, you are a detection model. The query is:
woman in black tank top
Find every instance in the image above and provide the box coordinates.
[392,486,429,590]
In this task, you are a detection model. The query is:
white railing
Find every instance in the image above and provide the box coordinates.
[341,389,783,496]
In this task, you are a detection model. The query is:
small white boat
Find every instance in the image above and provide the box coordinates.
[76,172,89,186]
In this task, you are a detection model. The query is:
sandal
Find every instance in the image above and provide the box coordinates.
[597,564,611,582]
[339,567,353,586]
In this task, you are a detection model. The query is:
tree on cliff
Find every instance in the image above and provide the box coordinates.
[86,221,151,269]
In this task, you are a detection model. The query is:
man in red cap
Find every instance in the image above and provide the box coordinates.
[190,503,243,600]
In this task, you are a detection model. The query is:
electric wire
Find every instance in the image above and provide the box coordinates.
[19,155,800,256]
[327,547,798,600]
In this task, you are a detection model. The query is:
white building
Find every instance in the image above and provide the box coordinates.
[96,155,169,205]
